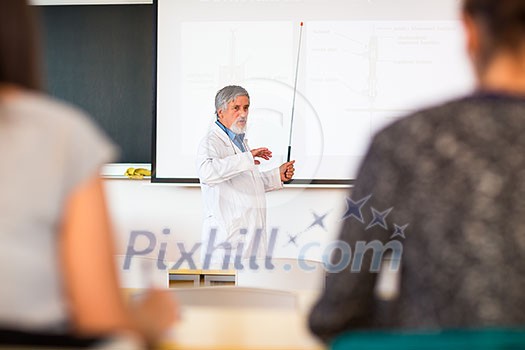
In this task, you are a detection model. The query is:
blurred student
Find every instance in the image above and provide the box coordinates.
[309,0,525,343]
[0,1,176,348]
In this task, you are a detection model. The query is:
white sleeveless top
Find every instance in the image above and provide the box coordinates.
[0,91,116,332]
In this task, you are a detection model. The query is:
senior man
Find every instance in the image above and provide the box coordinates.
[197,85,295,269]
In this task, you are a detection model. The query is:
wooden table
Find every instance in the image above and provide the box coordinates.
[158,290,325,350]
[159,306,325,350]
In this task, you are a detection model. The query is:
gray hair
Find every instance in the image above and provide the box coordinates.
[215,85,250,117]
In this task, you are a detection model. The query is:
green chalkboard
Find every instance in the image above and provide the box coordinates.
[39,5,154,163]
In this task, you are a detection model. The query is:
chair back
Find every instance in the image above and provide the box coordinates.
[331,328,525,350]
[171,286,297,310]
[236,258,325,291]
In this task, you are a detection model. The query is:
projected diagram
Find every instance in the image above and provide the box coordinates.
[219,30,245,84]
[305,21,473,159]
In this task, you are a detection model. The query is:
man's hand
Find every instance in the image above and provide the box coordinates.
[280,160,295,182]
[251,147,272,165]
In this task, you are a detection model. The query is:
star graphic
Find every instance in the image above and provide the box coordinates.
[308,211,329,231]
[341,194,372,223]
[286,234,299,247]
[390,223,408,239]
[366,207,393,230]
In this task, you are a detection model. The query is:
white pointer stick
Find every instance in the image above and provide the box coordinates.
[287,21,304,163]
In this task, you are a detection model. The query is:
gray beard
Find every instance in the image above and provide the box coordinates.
[230,119,247,134]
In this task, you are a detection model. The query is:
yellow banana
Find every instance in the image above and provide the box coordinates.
[124,167,151,179]
[134,168,151,176]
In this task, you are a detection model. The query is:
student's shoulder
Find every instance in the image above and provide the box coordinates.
[372,95,474,146]
[15,91,100,134]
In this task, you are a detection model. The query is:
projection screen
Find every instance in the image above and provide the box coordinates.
[153,0,474,184]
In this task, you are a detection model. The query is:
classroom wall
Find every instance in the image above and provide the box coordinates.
[103,179,349,267]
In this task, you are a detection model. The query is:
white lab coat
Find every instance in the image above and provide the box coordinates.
[196,123,283,268]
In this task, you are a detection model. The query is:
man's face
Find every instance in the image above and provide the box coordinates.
[218,95,250,133]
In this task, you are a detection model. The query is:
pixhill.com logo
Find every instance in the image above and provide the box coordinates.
[122,193,407,273]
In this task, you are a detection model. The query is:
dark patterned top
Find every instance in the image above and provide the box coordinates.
[308,92,525,343]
